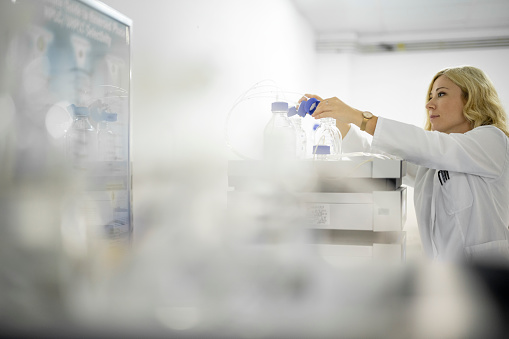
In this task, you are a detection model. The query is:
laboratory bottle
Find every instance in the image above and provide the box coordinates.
[307,122,320,157]
[299,98,322,157]
[287,106,307,159]
[65,104,97,166]
[313,117,342,160]
[263,101,297,160]
[97,111,118,161]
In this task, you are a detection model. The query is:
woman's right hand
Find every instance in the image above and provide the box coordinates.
[298,94,323,104]
[299,93,352,139]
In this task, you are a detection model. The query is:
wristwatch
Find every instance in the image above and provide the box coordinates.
[360,111,373,131]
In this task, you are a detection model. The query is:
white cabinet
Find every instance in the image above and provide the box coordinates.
[228,157,408,263]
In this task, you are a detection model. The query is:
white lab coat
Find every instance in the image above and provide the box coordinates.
[362,117,509,263]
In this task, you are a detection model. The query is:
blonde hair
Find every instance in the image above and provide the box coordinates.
[424,66,509,137]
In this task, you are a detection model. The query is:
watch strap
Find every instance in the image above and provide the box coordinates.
[360,112,372,131]
[360,117,368,131]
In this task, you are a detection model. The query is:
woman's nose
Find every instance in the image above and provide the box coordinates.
[426,98,435,110]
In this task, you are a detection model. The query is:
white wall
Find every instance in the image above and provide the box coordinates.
[100,0,316,166]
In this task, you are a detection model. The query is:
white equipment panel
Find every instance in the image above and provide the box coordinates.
[227,157,408,263]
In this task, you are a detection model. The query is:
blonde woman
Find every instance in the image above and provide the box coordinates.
[303,66,509,263]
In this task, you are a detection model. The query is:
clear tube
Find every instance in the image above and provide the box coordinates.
[224,80,304,160]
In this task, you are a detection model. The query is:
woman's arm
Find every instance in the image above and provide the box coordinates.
[372,118,508,179]
[341,124,372,153]
[303,94,507,178]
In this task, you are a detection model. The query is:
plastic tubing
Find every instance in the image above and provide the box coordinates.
[224,80,302,160]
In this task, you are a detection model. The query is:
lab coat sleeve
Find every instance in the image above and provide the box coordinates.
[402,162,417,187]
[341,124,372,153]
[371,117,508,179]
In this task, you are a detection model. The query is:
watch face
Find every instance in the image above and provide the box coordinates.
[363,111,373,119]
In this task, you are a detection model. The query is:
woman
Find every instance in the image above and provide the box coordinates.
[303,66,509,263]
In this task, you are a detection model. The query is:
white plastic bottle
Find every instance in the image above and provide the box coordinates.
[313,117,342,160]
[97,111,118,161]
[263,102,297,160]
[287,106,307,159]
[65,104,97,167]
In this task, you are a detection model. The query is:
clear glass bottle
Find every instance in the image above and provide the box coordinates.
[310,122,320,157]
[97,111,118,161]
[287,106,307,159]
[313,117,342,160]
[263,102,296,160]
[65,104,97,167]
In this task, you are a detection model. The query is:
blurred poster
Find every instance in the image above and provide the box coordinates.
[0,0,132,253]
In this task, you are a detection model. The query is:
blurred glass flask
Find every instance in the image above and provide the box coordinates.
[263,102,297,160]
[65,104,97,166]
[97,111,118,161]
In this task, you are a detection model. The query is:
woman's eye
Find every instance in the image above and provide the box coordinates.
[438,92,445,97]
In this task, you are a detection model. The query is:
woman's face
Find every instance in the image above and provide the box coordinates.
[426,75,471,134]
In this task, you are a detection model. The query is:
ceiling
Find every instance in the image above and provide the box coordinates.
[291,0,509,52]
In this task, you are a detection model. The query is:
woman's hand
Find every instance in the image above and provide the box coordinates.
[311,96,363,126]
[300,94,378,136]
[300,94,353,139]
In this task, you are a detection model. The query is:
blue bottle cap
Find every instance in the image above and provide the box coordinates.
[313,145,330,154]
[305,98,320,114]
[287,106,297,117]
[297,106,306,117]
[102,112,118,122]
[297,103,307,117]
[271,101,289,112]
[68,104,89,116]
